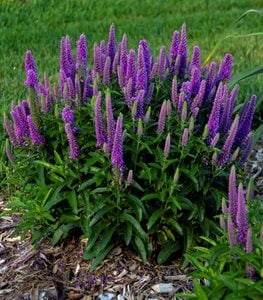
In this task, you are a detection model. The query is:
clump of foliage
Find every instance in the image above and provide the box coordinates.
[2,24,257,269]
[177,169,263,299]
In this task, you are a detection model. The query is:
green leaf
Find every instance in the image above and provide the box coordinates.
[52,224,74,245]
[166,218,183,236]
[89,244,114,271]
[96,224,117,253]
[132,180,145,192]
[230,65,263,87]
[147,208,163,230]
[134,236,147,262]
[67,191,78,214]
[43,185,65,210]
[121,213,147,242]
[34,160,65,177]
[40,188,53,208]
[254,125,263,146]
[180,168,199,191]
[157,241,180,264]
[78,178,97,192]
[184,254,206,273]
[54,150,63,165]
[124,223,133,246]
[85,221,107,253]
[90,187,109,194]
[141,193,159,202]
[60,214,80,222]
[89,206,115,227]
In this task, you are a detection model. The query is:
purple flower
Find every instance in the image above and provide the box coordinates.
[235,95,256,147]
[236,183,248,244]
[5,141,15,163]
[189,45,201,74]
[164,132,171,158]
[120,34,128,80]
[100,40,106,54]
[173,54,181,76]
[64,123,80,159]
[228,165,238,226]
[65,36,76,80]
[62,106,77,132]
[189,66,201,97]
[83,74,93,100]
[76,34,87,76]
[112,48,120,74]
[60,68,67,93]
[171,77,178,107]
[103,56,111,86]
[157,101,167,134]
[105,92,115,152]
[178,23,187,77]
[205,61,217,99]
[146,83,154,104]
[67,77,76,99]
[207,82,223,141]
[4,113,18,147]
[169,31,180,60]
[217,53,232,82]
[181,101,188,122]
[117,65,125,88]
[94,44,103,76]
[126,49,136,85]
[227,214,237,247]
[190,80,206,112]
[25,50,38,75]
[60,37,71,78]
[139,40,151,77]
[124,77,134,107]
[107,24,116,68]
[181,128,189,147]
[210,132,220,147]
[240,133,254,164]
[111,114,125,180]
[94,92,106,147]
[136,89,145,119]
[25,69,38,89]
[136,44,148,92]
[27,115,44,146]
[150,63,159,79]
[216,115,239,167]
[157,46,167,78]
[143,106,151,123]
[177,91,185,114]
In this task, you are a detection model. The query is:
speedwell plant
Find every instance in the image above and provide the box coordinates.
[3,24,256,269]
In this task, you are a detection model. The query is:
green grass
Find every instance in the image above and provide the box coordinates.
[0,0,262,117]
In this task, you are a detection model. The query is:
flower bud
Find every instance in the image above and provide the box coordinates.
[164,133,171,158]
[137,118,143,136]
[246,177,254,201]
[202,124,208,140]
[127,170,133,185]
[166,100,172,117]
[181,128,189,147]
[231,147,240,161]
[143,106,151,124]
[173,167,180,184]
[188,116,195,134]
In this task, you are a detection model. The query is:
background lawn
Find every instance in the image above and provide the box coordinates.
[0,0,262,117]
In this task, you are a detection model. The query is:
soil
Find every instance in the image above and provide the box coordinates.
[0,137,262,300]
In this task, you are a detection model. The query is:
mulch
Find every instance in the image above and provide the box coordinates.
[1,137,262,300]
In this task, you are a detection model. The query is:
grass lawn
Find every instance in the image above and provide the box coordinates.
[0,0,262,114]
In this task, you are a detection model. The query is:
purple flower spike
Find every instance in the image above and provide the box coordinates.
[228,165,238,226]
[227,214,237,247]
[178,23,187,77]
[144,106,151,123]
[120,34,128,79]
[83,74,93,100]
[210,132,220,147]
[105,92,115,152]
[169,31,180,60]
[67,77,76,99]
[136,90,145,119]
[112,49,120,74]
[107,24,116,68]
[236,183,248,244]
[4,113,18,147]
[164,132,171,158]
[124,77,134,107]
[65,36,76,80]
[150,63,159,80]
[240,133,254,164]
[177,91,185,114]
[126,49,136,85]
[207,82,223,140]
[190,80,206,112]
[235,95,256,147]
[157,101,167,134]
[25,69,38,89]
[139,40,151,77]
[157,46,167,78]
[246,228,253,253]
[27,115,44,146]
[103,56,111,86]
[117,65,125,88]
[62,106,77,132]
[181,128,189,147]
[25,50,38,75]
[173,54,181,76]
[190,66,201,97]
[218,53,232,82]
[60,37,71,78]
[146,83,154,104]
[205,61,217,99]
[171,77,178,107]
[216,115,239,167]
[100,40,106,54]
[94,92,106,147]
[136,44,148,92]
[64,123,80,159]
[5,141,15,163]
[111,114,125,180]
[189,45,201,73]
[76,34,87,76]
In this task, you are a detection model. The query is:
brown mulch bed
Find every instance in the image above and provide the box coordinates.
[1,137,262,300]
